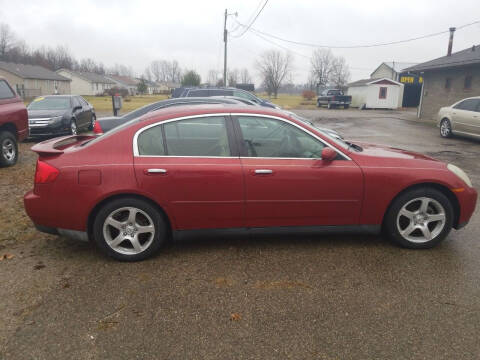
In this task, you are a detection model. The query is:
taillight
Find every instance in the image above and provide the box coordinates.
[93,121,103,135]
[35,160,59,184]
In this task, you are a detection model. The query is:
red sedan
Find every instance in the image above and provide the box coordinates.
[24,105,477,261]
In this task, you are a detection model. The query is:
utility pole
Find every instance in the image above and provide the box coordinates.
[223,9,228,87]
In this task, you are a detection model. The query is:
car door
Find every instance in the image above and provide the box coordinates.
[451,99,478,133]
[234,115,363,228]
[133,114,245,230]
[72,96,87,128]
[79,96,93,123]
[457,99,480,135]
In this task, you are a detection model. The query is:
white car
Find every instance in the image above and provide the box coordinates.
[438,96,480,139]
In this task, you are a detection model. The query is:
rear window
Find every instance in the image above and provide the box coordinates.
[0,80,15,99]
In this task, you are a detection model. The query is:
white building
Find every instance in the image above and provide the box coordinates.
[370,62,418,82]
[56,69,115,95]
[104,75,139,96]
[347,78,404,109]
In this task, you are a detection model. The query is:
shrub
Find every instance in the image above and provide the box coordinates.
[104,87,129,97]
[302,90,316,100]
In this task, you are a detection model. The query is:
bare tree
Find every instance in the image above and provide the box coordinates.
[240,68,252,84]
[256,50,293,98]
[149,60,182,83]
[207,69,218,86]
[310,49,335,88]
[149,60,161,82]
[330,56,350,88]
[228,69,239,87]
[0,23,15,59]
[144,67,152,81]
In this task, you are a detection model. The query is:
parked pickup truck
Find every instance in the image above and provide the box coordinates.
[317,89,352,109]
[0,78,28,166]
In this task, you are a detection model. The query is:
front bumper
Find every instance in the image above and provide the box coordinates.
[455,186,477,229]
[28,122,70,137]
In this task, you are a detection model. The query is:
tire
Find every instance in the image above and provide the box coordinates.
[93,197,167,261]
[384,187,454,249]
[440,118,452,138]
[69,119,78,135]
[317,101,321,108]
[88,114,96,131]
[0,131,18,167]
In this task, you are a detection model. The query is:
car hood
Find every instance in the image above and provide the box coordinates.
[355,142,440,161]
[28,109,69,119]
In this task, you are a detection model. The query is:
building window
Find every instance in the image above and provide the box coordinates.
[464,75,473,90]
[379,87,387,99]
[445,78,452,90]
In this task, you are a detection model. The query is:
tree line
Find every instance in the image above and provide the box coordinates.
[1,22,351,95]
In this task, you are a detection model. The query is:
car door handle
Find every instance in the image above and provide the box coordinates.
[253,169,273,175]
[144,168,167,175]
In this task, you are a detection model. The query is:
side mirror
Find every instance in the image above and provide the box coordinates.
[321,147,337,162]
[73,105,82,111]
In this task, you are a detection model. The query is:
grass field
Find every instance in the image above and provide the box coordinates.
[26,93,316,116]
[83,95,169,113]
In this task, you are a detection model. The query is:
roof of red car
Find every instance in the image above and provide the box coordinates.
[140,103,289,123]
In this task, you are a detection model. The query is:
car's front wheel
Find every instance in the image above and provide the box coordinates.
[0,131,18,167]
[440,118,452,138]
[93,197,167,261]
[88,114,96,131]
[384,187,453,249]
[69,119,77,135]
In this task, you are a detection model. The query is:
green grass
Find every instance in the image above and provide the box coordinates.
[83,95,169,113]
[256,93,317,109]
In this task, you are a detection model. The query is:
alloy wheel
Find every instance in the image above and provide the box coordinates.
[71,121,77,135]
[2,138,15,161]
[102,206,155,255]
[440,120,451,137]
[396,197,446,243]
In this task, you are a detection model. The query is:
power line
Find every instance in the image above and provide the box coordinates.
[231,0,269,38]
[228,0,264,34]
[235,19,480,49]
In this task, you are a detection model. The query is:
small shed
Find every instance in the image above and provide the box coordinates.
[347,78,404,109]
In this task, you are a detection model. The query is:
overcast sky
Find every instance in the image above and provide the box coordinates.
[0,0,479,84]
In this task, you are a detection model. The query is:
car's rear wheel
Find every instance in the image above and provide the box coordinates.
[93,197,167,261]
[384,187,453,249]
[440,118,452,138]
[88,114,96,131]
[0,131,18,167]
[70,119,77,135]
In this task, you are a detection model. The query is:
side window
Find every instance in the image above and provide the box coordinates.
[454,99,478,111]
[137,125,165,156]
[0,80,15,99]
[72,97,81,108]
[237,116,325,158]
[164,116,231,157]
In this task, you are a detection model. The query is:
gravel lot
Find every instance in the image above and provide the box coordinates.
[1,108,479,359]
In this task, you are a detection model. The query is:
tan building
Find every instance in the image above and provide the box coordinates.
[405,44,480,120]
[0,61,71,98]
[57,69,115,96]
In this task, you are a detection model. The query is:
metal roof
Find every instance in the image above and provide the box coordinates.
[404,44,480,72]
[0,61,70,81]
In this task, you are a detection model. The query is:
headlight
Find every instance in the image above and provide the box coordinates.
[447,164,472,187]
[49,116,63,124]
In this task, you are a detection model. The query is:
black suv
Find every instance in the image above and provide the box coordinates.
[27,95,95,137]
[175,87,278,109]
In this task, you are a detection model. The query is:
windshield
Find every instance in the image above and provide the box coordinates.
[28,97,71,110]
